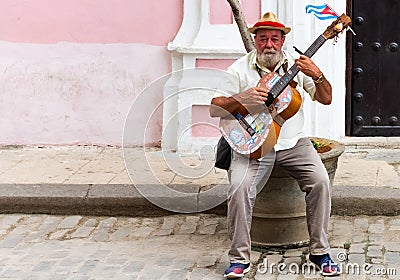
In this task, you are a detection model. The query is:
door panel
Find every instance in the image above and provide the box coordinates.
[350,0,400,136]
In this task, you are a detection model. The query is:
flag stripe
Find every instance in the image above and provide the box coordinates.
[305,4,339,20]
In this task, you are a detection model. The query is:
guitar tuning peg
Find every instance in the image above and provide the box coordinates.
[334,23,343,32]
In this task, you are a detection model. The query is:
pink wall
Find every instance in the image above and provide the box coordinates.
[196,59,236,70]
[0,0,183,146]
[0,0,183,45]
[0,43,170,146]
[0,0,262,147]
[209,0,261,25]
[192,105,220,137]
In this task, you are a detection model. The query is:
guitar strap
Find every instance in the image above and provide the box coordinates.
[255,62,288,127]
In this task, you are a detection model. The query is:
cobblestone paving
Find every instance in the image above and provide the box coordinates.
[0,214,398,279]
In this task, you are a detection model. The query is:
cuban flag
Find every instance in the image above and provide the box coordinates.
[305,4,339,20]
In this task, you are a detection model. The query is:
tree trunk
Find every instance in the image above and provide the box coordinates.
[226,0,255,53]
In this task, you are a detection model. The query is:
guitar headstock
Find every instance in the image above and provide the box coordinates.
[322,14,352,40]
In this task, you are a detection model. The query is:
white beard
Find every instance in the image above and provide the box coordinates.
[257,49,283,69]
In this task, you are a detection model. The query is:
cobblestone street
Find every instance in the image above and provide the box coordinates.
[0,214,230,279]
[0,214,399,279]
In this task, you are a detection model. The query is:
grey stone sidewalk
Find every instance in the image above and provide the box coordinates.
[0,137,399,216]
[0,213,399,279]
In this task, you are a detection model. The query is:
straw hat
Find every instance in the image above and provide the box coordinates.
[248,12,291,34]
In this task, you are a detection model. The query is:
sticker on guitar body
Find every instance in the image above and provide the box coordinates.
[275,90,293,112]
[229,128,246,146]
[243,135,258,150]
[244,113,268,135]
[265,73,280,88]
[227,112,270,151]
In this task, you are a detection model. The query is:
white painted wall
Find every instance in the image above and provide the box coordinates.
[165,0,348,153]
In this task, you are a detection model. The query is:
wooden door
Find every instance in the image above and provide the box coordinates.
[347,0,400,136]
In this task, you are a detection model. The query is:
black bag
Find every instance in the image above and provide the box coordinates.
[215,136,232,170]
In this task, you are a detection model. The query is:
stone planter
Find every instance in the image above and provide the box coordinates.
[250,138,345,248]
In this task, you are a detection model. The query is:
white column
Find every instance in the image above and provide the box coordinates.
[163,0,246,153]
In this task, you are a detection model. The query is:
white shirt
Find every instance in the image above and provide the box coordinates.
[214,49,316,151]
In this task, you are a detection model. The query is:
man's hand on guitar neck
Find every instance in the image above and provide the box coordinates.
[295,55,322,79]
[295,55,333,105]
[210,87,269,118]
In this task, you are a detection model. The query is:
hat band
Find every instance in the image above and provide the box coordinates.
[253,21,285,29]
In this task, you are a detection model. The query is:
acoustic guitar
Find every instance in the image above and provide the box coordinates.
[219,14,351,160]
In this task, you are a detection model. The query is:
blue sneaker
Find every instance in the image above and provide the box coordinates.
[309,253,341,276]
[224,262,251,278]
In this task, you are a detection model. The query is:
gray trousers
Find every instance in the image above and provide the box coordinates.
[227,137,331,263]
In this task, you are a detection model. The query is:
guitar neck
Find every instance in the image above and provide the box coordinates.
[268,35,327,101]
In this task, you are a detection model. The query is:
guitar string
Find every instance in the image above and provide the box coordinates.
[272,35,327,96]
